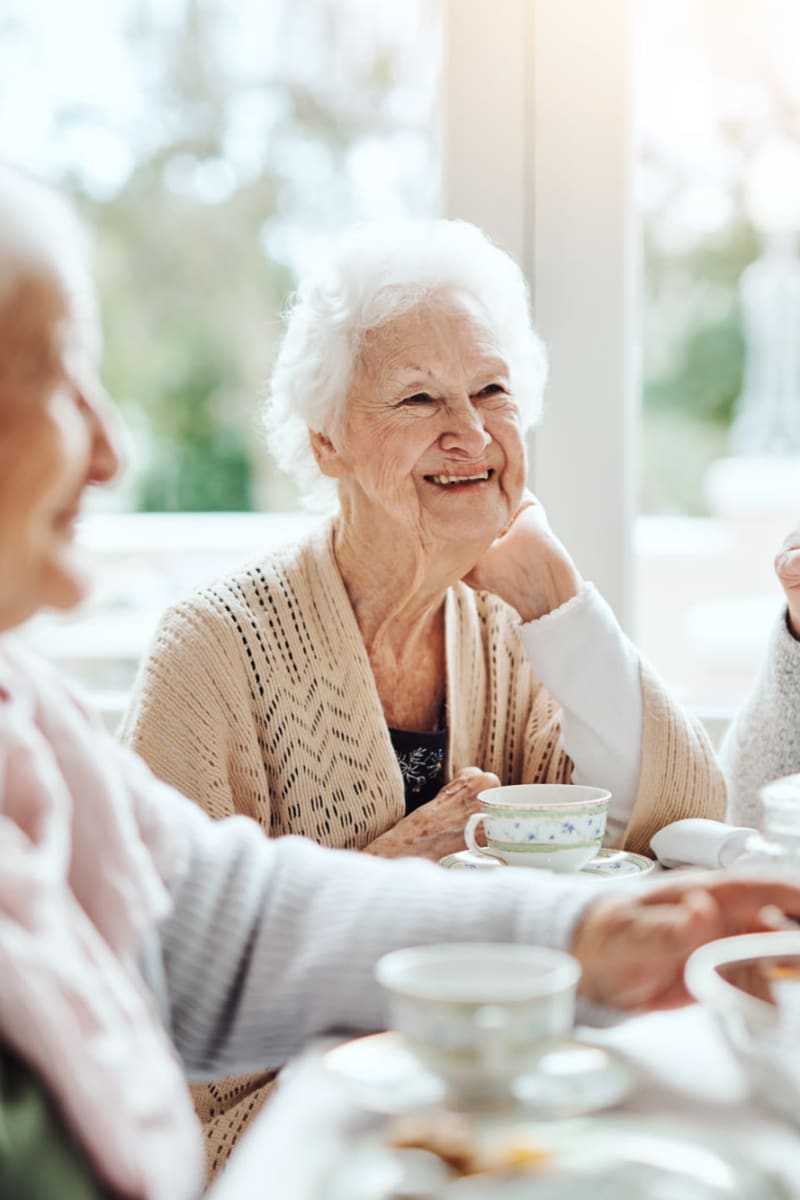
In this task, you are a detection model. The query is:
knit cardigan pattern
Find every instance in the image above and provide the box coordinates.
[121,519,726,1175]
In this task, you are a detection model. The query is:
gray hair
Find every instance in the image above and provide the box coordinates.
[265,219,548,507]
[0,164,100,360]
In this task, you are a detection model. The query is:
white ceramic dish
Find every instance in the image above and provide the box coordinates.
[439,847,655,878]
[323,1031,634,1118]
[441,1116,787,1198]
[375,943,579,1102]
[685,930,800,1128]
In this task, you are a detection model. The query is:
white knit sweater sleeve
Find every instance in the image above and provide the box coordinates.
[720,609,800,829]
[148,790,602,1079]
[516,582,643,845]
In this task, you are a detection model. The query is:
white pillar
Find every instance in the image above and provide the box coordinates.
[443,0,635,629]
[530,0,635,629]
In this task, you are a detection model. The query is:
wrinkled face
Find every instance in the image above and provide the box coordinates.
[0,268,121,631]
[319,293,527,545]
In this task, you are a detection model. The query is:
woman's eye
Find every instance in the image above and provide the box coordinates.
[476,383,506,398]
[402,392,434,405]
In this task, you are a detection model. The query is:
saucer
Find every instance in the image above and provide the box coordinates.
[439,847,655,878]
[323,1031,634,1118]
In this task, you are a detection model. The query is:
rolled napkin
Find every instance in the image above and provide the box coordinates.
[650,818,756,870]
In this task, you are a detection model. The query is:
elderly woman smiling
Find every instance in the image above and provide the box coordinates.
[122,219,724,1172]
[10,169,800,1200]
[124,221,724,856]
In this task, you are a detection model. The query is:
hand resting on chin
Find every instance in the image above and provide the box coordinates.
[464,491,583,623]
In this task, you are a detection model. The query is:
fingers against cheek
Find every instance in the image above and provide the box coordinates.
[498,495,536,538]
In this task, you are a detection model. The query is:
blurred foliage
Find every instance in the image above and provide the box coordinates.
[640,220,760,513]
[12,0,438,512]
[636,0,800,517]
[640,411,730,515]
[86,172,287,512]
[72,1,288,511]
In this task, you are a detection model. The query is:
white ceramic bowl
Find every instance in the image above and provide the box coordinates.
[685,930,800,1126]
[375,943,580,1102]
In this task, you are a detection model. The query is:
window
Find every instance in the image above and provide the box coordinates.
[11,0,784,728]
[2,0,442,717]
[636,0,799,716]
[1,0,442,513]
[448,0,798,727]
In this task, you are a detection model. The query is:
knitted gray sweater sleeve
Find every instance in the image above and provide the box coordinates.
[149,795,601,1080]
[720,609,800,829]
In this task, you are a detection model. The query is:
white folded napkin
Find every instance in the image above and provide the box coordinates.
[650,818,756,870]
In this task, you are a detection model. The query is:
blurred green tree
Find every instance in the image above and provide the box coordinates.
[1,0,439,511]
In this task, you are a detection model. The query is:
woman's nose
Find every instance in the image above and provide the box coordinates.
[438,401,492,456]
[83,384,125,486]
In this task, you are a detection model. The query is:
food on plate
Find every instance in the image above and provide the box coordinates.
[387,1112,550,1176]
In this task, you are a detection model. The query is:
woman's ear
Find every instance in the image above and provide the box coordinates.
[308,428,347,478]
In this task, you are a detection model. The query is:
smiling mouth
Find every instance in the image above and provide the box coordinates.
[425,469,494,487]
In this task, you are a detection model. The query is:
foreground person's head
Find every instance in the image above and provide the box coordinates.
[266,220,547,545]
[0,167,121,633]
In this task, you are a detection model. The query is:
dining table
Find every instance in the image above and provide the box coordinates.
[208,816,800,1197]
[209,1001,800,1199]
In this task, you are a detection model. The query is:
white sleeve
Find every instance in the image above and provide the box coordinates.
[516,582,642,845]
[150,794,602,1078]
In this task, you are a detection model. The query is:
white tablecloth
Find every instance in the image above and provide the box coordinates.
[209,1005,800,1199]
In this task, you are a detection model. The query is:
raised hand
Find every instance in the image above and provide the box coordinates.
[775,524,800,639]
[463,491,582,622]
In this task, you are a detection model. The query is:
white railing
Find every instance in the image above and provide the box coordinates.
[21,509,776,742]
[20,511,318,730]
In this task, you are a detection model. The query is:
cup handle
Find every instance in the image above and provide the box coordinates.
[465,812,492,856]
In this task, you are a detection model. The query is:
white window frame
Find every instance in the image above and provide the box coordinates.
[42,1,638,728]
[442,0,635,630]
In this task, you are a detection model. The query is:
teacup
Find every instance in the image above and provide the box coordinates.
[375,943,580,1102]
[464,784,610,872]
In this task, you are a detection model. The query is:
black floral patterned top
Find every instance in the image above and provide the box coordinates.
[389,713,448,815]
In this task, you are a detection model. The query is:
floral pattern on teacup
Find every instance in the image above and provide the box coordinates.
[484,809,606,852]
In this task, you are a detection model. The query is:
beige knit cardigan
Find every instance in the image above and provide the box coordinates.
[121,519,725,1177]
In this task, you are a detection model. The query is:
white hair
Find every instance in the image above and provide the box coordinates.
[265,219,548,507]
[0,164,99,360]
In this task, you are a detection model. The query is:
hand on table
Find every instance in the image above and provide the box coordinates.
[364,767,500,861]
[570,871,800,1012]
[463,491,583,623]
[775,524,800,639]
